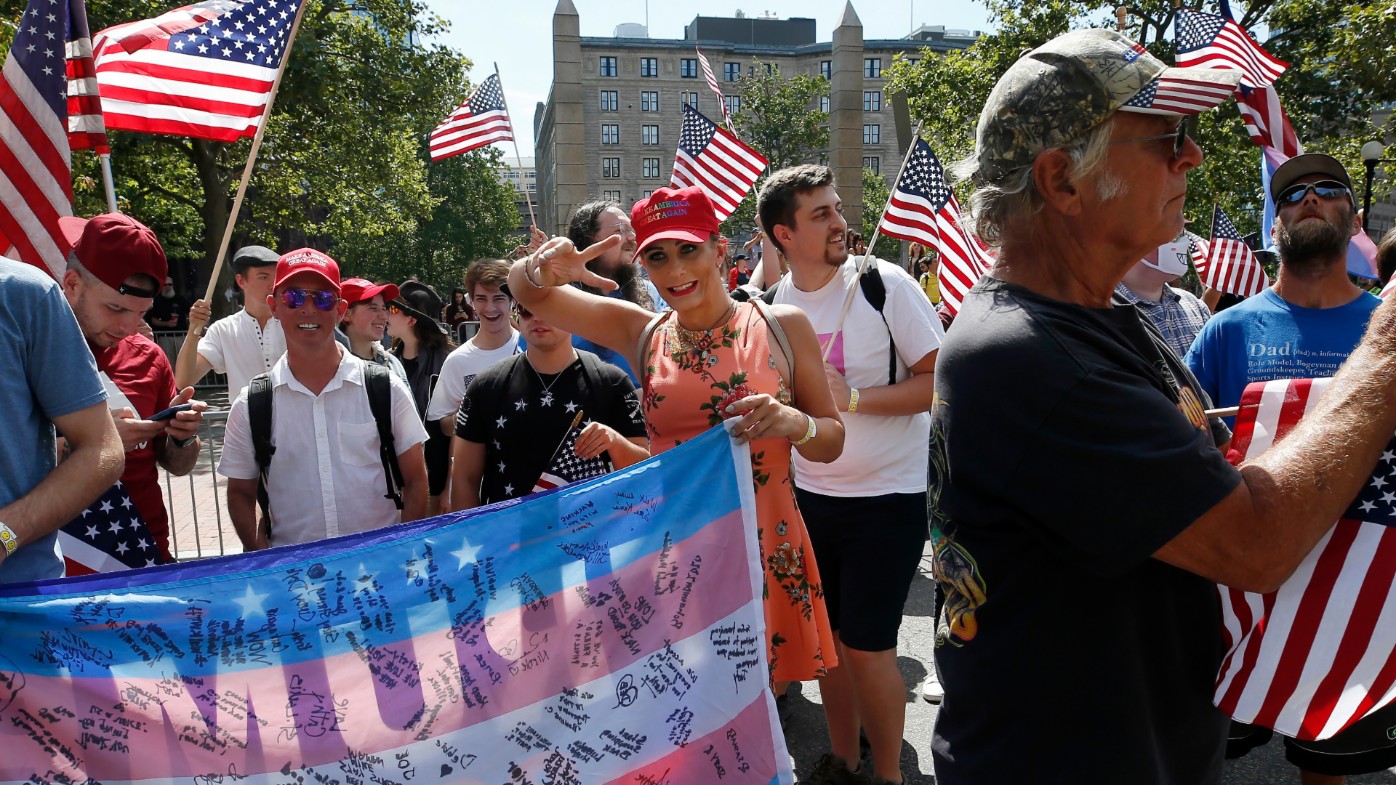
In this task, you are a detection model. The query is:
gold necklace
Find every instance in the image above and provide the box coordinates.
[671,301,736,354]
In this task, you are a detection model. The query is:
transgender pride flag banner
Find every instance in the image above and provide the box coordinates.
[0,424,790,785]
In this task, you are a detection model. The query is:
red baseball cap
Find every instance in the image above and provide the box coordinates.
[340,278,400,306]
[58,213,167,298]
[274,248,341,293]
[630,186,721,260]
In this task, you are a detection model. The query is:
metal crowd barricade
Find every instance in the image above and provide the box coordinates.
[455,320,479,344]
[160,410,240,561]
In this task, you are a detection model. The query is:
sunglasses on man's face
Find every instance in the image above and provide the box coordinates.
[1277,180,1352,207]
[1109,119,1190,161]
[281,288,338,311]
[513,305,534,320]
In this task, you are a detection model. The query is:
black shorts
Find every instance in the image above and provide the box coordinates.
[1227,701,1396,775]
[795,488,927,652]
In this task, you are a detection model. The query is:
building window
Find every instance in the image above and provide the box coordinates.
[600,56,617,77]
[863,124,880,144]
[724,62,740,82]
[820,60,831,79]
[643,158,661,178]
[601,124,619,145]
[602,158,620,179]
[640,57,659,78]
[864,57,881,78]
[864,91,881,112]
[863,156,880,175]
[642,190,654,198]
[682,91,700,108]
[681,58,698,78]
[724,96,741,116]
[819,96,830,113]
[641,91,659,112]
[600,90,618,112]
[642,125,660,145]
[603,190,621,202]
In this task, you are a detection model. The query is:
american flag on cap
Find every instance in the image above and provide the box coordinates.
[1119,68,1242,115]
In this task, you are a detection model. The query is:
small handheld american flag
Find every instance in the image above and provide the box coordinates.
[695,47,733,131]
[532,411,612,494]
[669,104,767,222]
[429,73,514,162]
[1175,2,1287,89]
[58,481,167,575]
[1193,204,1269,298]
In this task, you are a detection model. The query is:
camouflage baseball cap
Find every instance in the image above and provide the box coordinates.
[974,28,1243,182]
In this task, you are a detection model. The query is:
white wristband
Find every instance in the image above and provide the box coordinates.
[792,414,817,446]
[0,520,18,556]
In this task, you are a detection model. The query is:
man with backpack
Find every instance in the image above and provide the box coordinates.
[218,249,428,550]
[758,165,943,785]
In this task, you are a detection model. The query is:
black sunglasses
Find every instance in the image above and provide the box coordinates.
[281,288,338,311]
[1277,179,1352,206]
[1110,119,1189,161]
[513,304,534,320]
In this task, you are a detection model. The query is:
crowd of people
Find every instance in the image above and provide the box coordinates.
[4,25,1396,785]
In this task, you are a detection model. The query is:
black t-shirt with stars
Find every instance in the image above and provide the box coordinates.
[455,351,646,504]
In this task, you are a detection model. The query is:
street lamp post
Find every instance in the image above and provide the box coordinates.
[1362,140,1386,234]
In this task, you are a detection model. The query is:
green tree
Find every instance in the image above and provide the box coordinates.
[861,166,899,260]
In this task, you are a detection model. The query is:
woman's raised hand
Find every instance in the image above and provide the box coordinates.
[530,235,623,293]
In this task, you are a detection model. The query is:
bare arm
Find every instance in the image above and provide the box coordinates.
[0,402,123,568]
[226,477,267,551]
[448,437,486,512]
[396,443,428,523]
[1156,314,1396,592]
[1201,287,1223,312]
[824,349,938,417]
[758,235,784,289]
[175,300,215,389]
[437,416,455,438]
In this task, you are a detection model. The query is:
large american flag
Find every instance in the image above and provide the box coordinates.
[877,138,994,316]
[0,0,100,278]
[1193,204,1268,297]
[65,0,108,154]
[695,47,732,130]
[1217,377,1396,741]
[429,73,513,162]
[1175,4,1287,89]
[93,0,303,142]
[531,412,611,494]
[1236,85,1302,157]
[670,104,767,222]
[57,481,167,575]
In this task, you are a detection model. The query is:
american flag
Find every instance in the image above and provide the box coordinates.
[65,0,108,154]
[532,411,611,494]
[57,481,167,575]
[1216,377,1396,741]
[93,0,303,142]
[0,0,98,278]
[695,47,732,130]
[1194,204,1268,297]
[876,138,994,316]
[1120,71,1240,115]
[429,73,513,162]
[670,104,767,222]
[1175,4,1287,89]
[1236,85,1302,156]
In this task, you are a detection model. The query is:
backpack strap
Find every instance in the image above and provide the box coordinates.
[364,363,405,510]
[247,372,275,539]
[856,261,899,386]
[634,311,670,391]
[749,298,796,399]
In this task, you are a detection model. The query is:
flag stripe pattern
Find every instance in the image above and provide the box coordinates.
[0,0,85,278]
[1236,85,1302,157]
[1175,7,1287,89]
[670,103,767,221]
[876,137,994,316]
[1195,204,1268,297]
[64,0,108,154]
[429,73,513,162]
[0,425,793,784]
[1217,378,1396,741]
[1121,72,1240,115]
[93,0,302,142]
[695,47,732,129]
[1381,277,1396,300]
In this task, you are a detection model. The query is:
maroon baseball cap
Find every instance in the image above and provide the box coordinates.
[274,248,341,293]
[630,186,721,260]
[58,213,167,298]
[340,278,400,306]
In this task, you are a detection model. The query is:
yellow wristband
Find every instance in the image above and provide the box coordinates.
[848,387,860,413]
[792,414,817,446]
[0,521,18,556]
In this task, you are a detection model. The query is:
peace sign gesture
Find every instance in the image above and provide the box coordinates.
[526,235,623,293]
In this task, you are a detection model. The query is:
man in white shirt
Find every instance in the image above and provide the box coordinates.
[218,248,428,550]
[759,165,943,785]
[176,245,286,397]
[426,258,519,436]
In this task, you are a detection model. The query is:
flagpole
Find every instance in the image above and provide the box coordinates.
[494,63,537,230]
[820,120,924,362]
[201,0,308,303]
[98,153,118,213]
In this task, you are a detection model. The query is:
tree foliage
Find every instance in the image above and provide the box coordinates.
[861,166,899,260]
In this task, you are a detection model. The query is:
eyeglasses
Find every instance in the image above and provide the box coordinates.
[1277,179,1352,206]
[281,288,338,311]
[513,305,534,320]
[1110,119,1189,161]
[387,305,403,315]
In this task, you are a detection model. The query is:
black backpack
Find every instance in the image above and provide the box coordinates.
[247,362,403,537]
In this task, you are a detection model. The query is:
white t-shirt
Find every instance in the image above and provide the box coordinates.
[218,348,429,548]
[772,257,943,496]
[425,329,520,422]
[198,309,286,397]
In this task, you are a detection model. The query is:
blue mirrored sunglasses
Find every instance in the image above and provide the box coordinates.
[1277,180,1352,206]
[281,288,338,311]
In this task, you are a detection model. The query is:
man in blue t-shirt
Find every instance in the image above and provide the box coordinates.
[0,257,124,584]
[1186,152,1384,781]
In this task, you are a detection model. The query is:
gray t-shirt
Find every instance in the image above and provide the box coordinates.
[0,258,107,583]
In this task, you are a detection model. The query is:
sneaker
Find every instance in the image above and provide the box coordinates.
[802,753,865,785]
[922,669,944,704]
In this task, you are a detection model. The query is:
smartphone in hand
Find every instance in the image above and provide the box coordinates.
[149,402,194,422]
